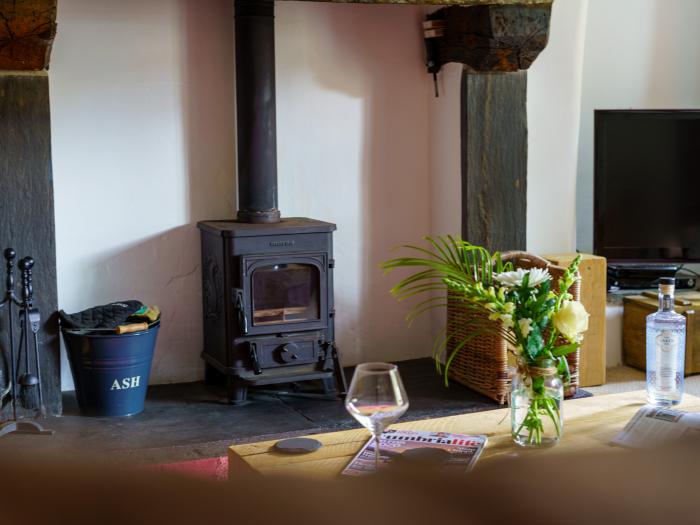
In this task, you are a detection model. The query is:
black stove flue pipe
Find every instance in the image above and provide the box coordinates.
[235,0,281,223]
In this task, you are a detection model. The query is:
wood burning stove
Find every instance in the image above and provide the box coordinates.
[198,219,345,404]
[197,0,345,404]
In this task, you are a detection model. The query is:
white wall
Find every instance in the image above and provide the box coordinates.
[275,3,434,365]
[51,0,434,389]
[576,0,700,252]
[527,0,588,254]
[428,62,462,238]
[52,0,237,389]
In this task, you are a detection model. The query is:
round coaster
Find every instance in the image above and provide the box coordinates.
[399,447,451,464]
[274,438,323,454]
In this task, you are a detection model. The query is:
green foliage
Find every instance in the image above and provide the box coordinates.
[525,324,544,362]
[552,343,578,357]
[383,239,585,446]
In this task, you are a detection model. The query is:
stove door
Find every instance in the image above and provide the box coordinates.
[241,254,328,335]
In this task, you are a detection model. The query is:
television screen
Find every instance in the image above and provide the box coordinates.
[594,110,700,262]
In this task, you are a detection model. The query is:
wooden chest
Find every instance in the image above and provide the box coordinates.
[623,291,700,374]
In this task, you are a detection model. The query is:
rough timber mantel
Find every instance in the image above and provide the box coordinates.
[0,0,57,71]
[426,4,551,73]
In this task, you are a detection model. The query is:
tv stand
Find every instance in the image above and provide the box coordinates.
[607,263,679,290]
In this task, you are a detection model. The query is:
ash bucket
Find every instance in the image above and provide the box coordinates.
[62,323,159,417]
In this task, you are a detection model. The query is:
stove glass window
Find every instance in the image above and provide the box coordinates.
[252,263,320,325]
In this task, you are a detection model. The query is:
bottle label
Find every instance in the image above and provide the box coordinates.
[656,330,678,392]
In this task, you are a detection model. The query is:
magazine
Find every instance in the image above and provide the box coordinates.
[341,429,487,476]
[612,406,700,448]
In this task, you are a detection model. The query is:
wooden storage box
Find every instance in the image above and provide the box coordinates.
[623,291,700,374]
[545,253,607,387]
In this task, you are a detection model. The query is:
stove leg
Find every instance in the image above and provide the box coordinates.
[332,345,348,395]
[227,379,248,405]
[322,377,337,396]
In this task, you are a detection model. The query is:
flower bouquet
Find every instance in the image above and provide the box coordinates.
[381,237,589,447]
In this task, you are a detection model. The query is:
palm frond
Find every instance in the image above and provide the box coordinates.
[382,235,518,386]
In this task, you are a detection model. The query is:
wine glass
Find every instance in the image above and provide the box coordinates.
[345,362,409,471]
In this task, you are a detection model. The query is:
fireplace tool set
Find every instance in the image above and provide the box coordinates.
[0,248,53,437]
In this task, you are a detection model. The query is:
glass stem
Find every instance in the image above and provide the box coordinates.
[374,433,381,470]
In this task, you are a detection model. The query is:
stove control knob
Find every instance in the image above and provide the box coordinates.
[280,343,300,363]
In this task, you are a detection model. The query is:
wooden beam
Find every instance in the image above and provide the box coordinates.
[0,0,57,71]
[461,70,527,251]
[0,72,61,417]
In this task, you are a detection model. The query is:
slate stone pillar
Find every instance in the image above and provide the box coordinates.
[0,0,60,417]
[461,71,527,252]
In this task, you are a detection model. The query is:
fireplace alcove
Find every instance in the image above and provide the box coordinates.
[3,0,551,418]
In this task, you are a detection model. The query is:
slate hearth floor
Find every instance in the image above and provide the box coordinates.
[0,358,589,465]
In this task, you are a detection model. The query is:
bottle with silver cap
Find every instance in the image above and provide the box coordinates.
[646,277,686,406]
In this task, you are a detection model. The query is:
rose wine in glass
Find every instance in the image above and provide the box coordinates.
[345,363,409,470]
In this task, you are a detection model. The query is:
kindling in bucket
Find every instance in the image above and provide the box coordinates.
[60,301,161,417]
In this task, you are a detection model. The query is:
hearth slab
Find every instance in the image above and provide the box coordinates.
[0,358,590,464]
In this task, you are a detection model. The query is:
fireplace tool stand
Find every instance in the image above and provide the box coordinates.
[0,248,53,437]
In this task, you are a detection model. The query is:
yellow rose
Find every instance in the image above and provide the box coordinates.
[553,300,589,343]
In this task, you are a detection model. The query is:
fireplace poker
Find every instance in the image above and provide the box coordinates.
[0,249,53,437]
[17,258,41,411]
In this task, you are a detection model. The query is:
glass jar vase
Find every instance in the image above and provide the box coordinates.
[511,362,563,447]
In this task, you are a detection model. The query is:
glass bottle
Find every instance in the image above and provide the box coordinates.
[511,361,563,447]
[646,277,686,406]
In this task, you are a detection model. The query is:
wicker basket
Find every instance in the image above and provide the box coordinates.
[445,251,581,404]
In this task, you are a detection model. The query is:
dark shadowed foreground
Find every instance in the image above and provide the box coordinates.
[1,440,698,525]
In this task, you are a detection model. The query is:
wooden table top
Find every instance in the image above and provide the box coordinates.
[228,390,700,479]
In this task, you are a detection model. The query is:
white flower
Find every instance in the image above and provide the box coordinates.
[494,268,551,288]
[553,300,590,343]
[518,318,532,337]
